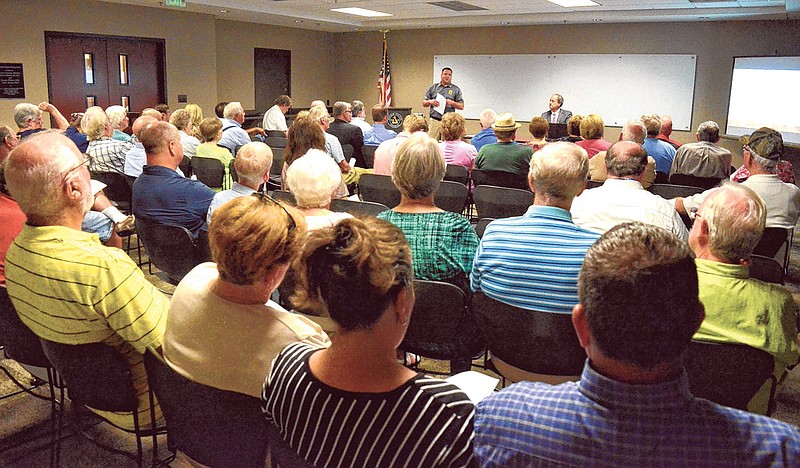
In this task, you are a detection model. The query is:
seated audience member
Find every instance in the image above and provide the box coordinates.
[732,159,796,184]
[218,102,252,156]
[214,102,228,119]
[474,113,533,177]
[170,109,201,159]
[373,114,428,175]
[155,103,171,121]
[132,121,215,236]
[525,116,549,151]
[657,114,682,149]
[588,119,657,188]
[65,112,88,152]
[439,112,477,171]
[262,94,292,136]
[140,107,162,120]
[572,141,688,240]
[676,128,800,229]
[363,105,397,146]
[575,114,611,158]
[378,134,478,290]
[83,106,132,175]
[184,103,204,139]
[195,117,234,190]
[310,100,326,109]
[207,142,272,224]
[470,108,498,151]
[349,100,372,134]
[560,114,583,143]
[670,120,732,180]
[283,113,348,200]
[263,217,475,467]
[124,115,158,178]
[327,101,366,167]
[5,132,169,431]
[542,93,572,124]
[690,183,799,412]
[106,105,131,142]
[165,195,329,399]
[471,142,599,313]
[474,222,800,466]
[641,113,677,175]
[308,106,369,186]
[14,102,69,139]
[0,125,20,161]
[285,149,352,230]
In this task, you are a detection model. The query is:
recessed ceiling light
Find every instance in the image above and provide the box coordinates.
[220,9,228,13]
[330,7,393,17]
[547,0,599,7]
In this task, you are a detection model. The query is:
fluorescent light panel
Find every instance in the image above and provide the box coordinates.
[330,7,393,17]
[547,0,600,7]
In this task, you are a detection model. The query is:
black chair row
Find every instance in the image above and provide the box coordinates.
[271,190,390,217]
[358,173,469,215]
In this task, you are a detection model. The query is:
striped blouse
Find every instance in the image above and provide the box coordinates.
[262,343,475,467]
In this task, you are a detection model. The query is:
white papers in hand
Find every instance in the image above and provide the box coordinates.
[433,93,447,115]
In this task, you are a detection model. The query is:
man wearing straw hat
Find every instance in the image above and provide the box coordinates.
[474,113,533,177]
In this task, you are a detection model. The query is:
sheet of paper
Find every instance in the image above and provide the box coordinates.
[90,179,107,196]
[433,93,448,115]
[446,371,499,404]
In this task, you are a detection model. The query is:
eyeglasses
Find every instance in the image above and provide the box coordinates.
[62,153,92,184]
[252,192,296,234]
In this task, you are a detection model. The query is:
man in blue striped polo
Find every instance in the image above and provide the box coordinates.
[470,141,599,314]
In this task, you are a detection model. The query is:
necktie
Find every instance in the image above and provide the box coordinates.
[551,112,557,124]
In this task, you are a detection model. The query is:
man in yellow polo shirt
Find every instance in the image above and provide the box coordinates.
[4,131,169,430]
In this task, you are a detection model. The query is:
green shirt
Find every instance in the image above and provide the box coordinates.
[377,210,478,283]
[195,142,235,191]
[474,142,533,176]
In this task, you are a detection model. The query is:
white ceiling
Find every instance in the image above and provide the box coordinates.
[101,0,800,32]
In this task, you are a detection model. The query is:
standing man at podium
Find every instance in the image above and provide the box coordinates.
[422,67,464,140]
[542,94,573,124]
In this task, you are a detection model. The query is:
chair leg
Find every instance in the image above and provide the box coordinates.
[133,409,143,468]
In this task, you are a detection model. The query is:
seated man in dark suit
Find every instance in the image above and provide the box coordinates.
[327,101,365,167]
[132,121,215,236]
[541,93,572,124]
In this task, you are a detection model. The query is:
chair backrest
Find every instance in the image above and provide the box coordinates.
[196,229,213,263]
[266,130,286,138]
[753,227,789,258]
[647,183,705,199]
[0,287,50,367]
[358,173,401,208]
[191,157,226,190]
[471,169,529,190]
[474,218,496,238]
[473,185,533,219]
[40,339,137,412]
[444,165,469,185]
[329,198,389,217]
[749,254,785,284]
[135,219,199,282]
[472,292,585,376]
[143,352,270,467]
[342,144,354,161]
[434,180,469,214]
[270,147,285,176]
[229,160,238,183]
[585,179,603,189]
[91,171,132,212]
[265,136,288,148]
[362,145,377,168]
[179,155,192,178]
[271,190,296,205]
[669,173,723,190]
[400,280,483,362]
[683,340,776,412]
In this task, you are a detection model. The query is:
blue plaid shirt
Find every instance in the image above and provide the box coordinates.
[475,361,800,467]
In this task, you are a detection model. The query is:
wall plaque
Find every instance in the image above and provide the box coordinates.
[0,63,25,99]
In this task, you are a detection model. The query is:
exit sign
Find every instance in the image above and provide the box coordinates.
[165,0,186,7]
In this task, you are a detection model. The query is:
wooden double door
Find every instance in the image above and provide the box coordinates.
[45,32,166,119]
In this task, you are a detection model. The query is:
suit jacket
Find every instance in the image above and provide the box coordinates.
[328,120,365,167]
[541,109,573,125]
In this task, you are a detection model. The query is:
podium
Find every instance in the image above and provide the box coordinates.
[385,107,412,132]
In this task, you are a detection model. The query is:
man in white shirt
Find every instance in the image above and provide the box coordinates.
[571,140,688,241]
[262,95,292,137]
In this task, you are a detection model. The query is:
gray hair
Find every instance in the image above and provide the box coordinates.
[479,108,497,129]
[701,182,766,263]
[606,141,648,178]
[286,149,342,208]
[13,103,40,129]
[352,100,365,116]
[332,101,351,118]
[750,151,779,172]
[391,133,445,199]
[234,142,273,186]
[169,109,192,131]
[621,120,647,144]
[105,105,128,129]
[81,106,109,141]
[223,102,244,120]
[529,142,588,201]
[697,121,720,142]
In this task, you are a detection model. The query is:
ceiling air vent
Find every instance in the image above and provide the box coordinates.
[428,1,489,12]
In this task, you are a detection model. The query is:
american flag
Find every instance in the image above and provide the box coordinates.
[378,37,392,107]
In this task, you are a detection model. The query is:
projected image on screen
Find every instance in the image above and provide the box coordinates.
[726,56,800,144]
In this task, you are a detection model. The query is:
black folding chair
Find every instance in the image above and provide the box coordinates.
[135,219,200,283]
[329,198,389,217]
[669,173,724,190]
[271,189,296,205]
[471,169,529,190]
[444,165,469,185]
[265,135,288,148]
[473,185,533,219]
[179,155,192,178]
[191,157,226,190]
[358,173,401,208]
[434,180,469,214]
[647,183,705,200]
[474,218,496,238]
[266,147,285,191]
[749,254,785,284]
[362,145,378,169]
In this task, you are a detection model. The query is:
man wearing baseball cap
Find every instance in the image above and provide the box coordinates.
[474,113,534,177]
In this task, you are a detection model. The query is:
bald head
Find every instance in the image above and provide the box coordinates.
[234,142,273,188]
[606,141,648,179]
[132,115,158,139]
[140,121,182,168]
[5,132,92,225]
[660,115,673,136]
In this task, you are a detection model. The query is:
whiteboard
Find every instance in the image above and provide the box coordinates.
[433,54,697,131]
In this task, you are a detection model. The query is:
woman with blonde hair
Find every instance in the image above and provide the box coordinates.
[263,217,475,467]
[164,194,329,400]
[439,112,477,171]
[184,103,204,139]
[285,149,351,230]
[576,113,612,158]
[526,116,549,152]
[169,109,201,158]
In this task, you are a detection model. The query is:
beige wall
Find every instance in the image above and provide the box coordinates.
[215,20,336,112]
[333,21,800,144]
[0,0,217,129]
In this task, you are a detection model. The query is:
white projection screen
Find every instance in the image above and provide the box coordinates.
[727,56,800,144]
[433,54,697,131]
